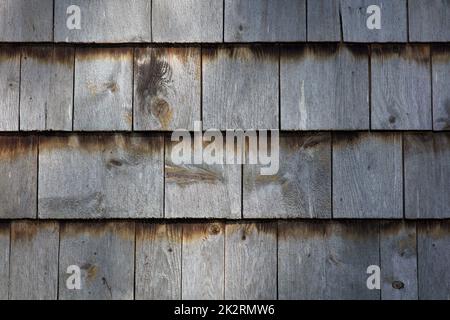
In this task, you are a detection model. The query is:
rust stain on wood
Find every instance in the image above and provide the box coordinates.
[282,44,367,60]
[76,47,133,61]
[183,223,224,242]
[372,44,430,64]
[11,222,58,242]
[432,44,450,63]
[279,221,326,240]
[227,222,277,241]
[22,46,74,65]
[420,221,450,240]
[203,45,278,62]
[136,223,182,243]
[61,222,135,241]
[0,136,36,160]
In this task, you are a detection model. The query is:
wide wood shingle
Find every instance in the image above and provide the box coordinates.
[0,47,20,131]
[409,0,450,42]
[307,0,341,41]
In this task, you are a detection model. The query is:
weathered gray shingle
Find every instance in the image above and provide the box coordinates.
[54,0,151,43]
[409,0,450,42]
[0,47,20,131]
[307,0,341,41]
[224,0,306,42]
[432,45,450,131]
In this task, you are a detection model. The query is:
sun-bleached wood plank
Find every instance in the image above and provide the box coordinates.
[152,0,223,42]
[340,0,407,42]
[9,221,59,300]
[0,136,37,219]
[0,0,53,42]
[371,45,432,130]
[74,48,133,131]
[333,132,403,219]
[54,0,151,43]
[20,46,74,131]
[432,45,450,131]
[307,0,341,41]
[380,221,418,300]
[135,223,182,300]
[203,46,278,130]
[224,0,306,42]
[225,223,277,300]
[182,223,224,299]
[0,47,20,131]
[404,133,450,219]
[134,47,201,131]
[38,135,164,219]
[409,0,450,42]
[0,223,9,299]
[59,222,135,300]
[243,133,331,218]
[281,44,369,130]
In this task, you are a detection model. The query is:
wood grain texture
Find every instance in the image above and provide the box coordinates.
[418,221,450,299]
[134,47,201,131]
[281,44,369,130]
[307,0,341,41]
[203,46,278,130]
[409,0,450,42]
[74,48,133,131]
[0,223,9,299]
[135,223,182,300]
[9,221,59,300]
[153,0,223,42]
[333,132,403,219]
[38,134,164,219]
[165,137,241,219]
[225,223,277,300]
[340,0,407,42]
[279,221,380,300]
[371,45,432,130]
[0,136,37,219]
[0,47,20,131]
[224,0,306,42]
[380,221,418,300]
[20,46,74,131]
[243,133,331,218]
[0,0,53,42]
[404,133,450,219]
[182,223,224,299]
[59,222,135,300]
[54,0,151,43]
[432,45,450,131]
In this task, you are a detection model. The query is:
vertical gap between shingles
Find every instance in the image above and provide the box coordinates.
[180,224,184,300]
[305,0,308,41]
[276,222,279,300]
[133,222,137,300]
[200,46,203,126]
[240,163,244,219]
[430,45,434,130]
[415,222,420,300]
[223,223,226,299]
[56,222,61,300]
[162,134,166,218]
[378,221,382,300]
[150,0,153,42]
[18,48,22,131]
[36,136,39,219]
[278,45,281,130]
[131,48,135,132]
[7,223,12,300]
[338,2,344,42]
[368,45,372,131]
[222,0,225,42]
[330,133,334,218]
[402,132,406,219]
[406,0,410,42]
[71,48,76,130]
[52,0,55,42]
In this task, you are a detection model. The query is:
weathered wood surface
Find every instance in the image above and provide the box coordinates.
[307,0,341,41]
[153,0,223,42]
[380,221,418,300]
[203,46,278,130]
[9,221,59,300]
[182,223,224,299]
[333,132,403,219]
[20,46,74,131]
[404,133,450,219]
[0,136,37,219]
[74,48,133,131]
[279,221,380,300]
[243,133,331,218]
[432,45,450,131]
[418,221,450,299]
[165,137,241,219]
[59,222,135,300]
[0,223,9,299]
[371,45,432,130]
[0,0,53,42]
[409,0,450,42]
[135,223,182,300]
[224,0,306,42]
[134,47,201,131]
[0,47,20,131]
[225,223,277,300]
[38,135,164,219]
[54,0,151,43]
[281,44,369,130]
[340,0,407,42]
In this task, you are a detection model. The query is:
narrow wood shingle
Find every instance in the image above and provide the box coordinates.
[203,46,278,130]
[54,0,151,43]
[38,135,164,219]
[224,0,306,42]
[59,222,135,300]
[333,132,403,219]
[20,46,74,131]
[340,0,407,42]
[153,0,223,42]
[371,45,432,130]
[404,133,450,219]
[281,44,369,130]
[0,47,20,131]
[0,223,9,299]
[409,0,450,42]
[432,45,450,131]
[307,0,341,41]
[74,48,133,131]
[134,47,201,131]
